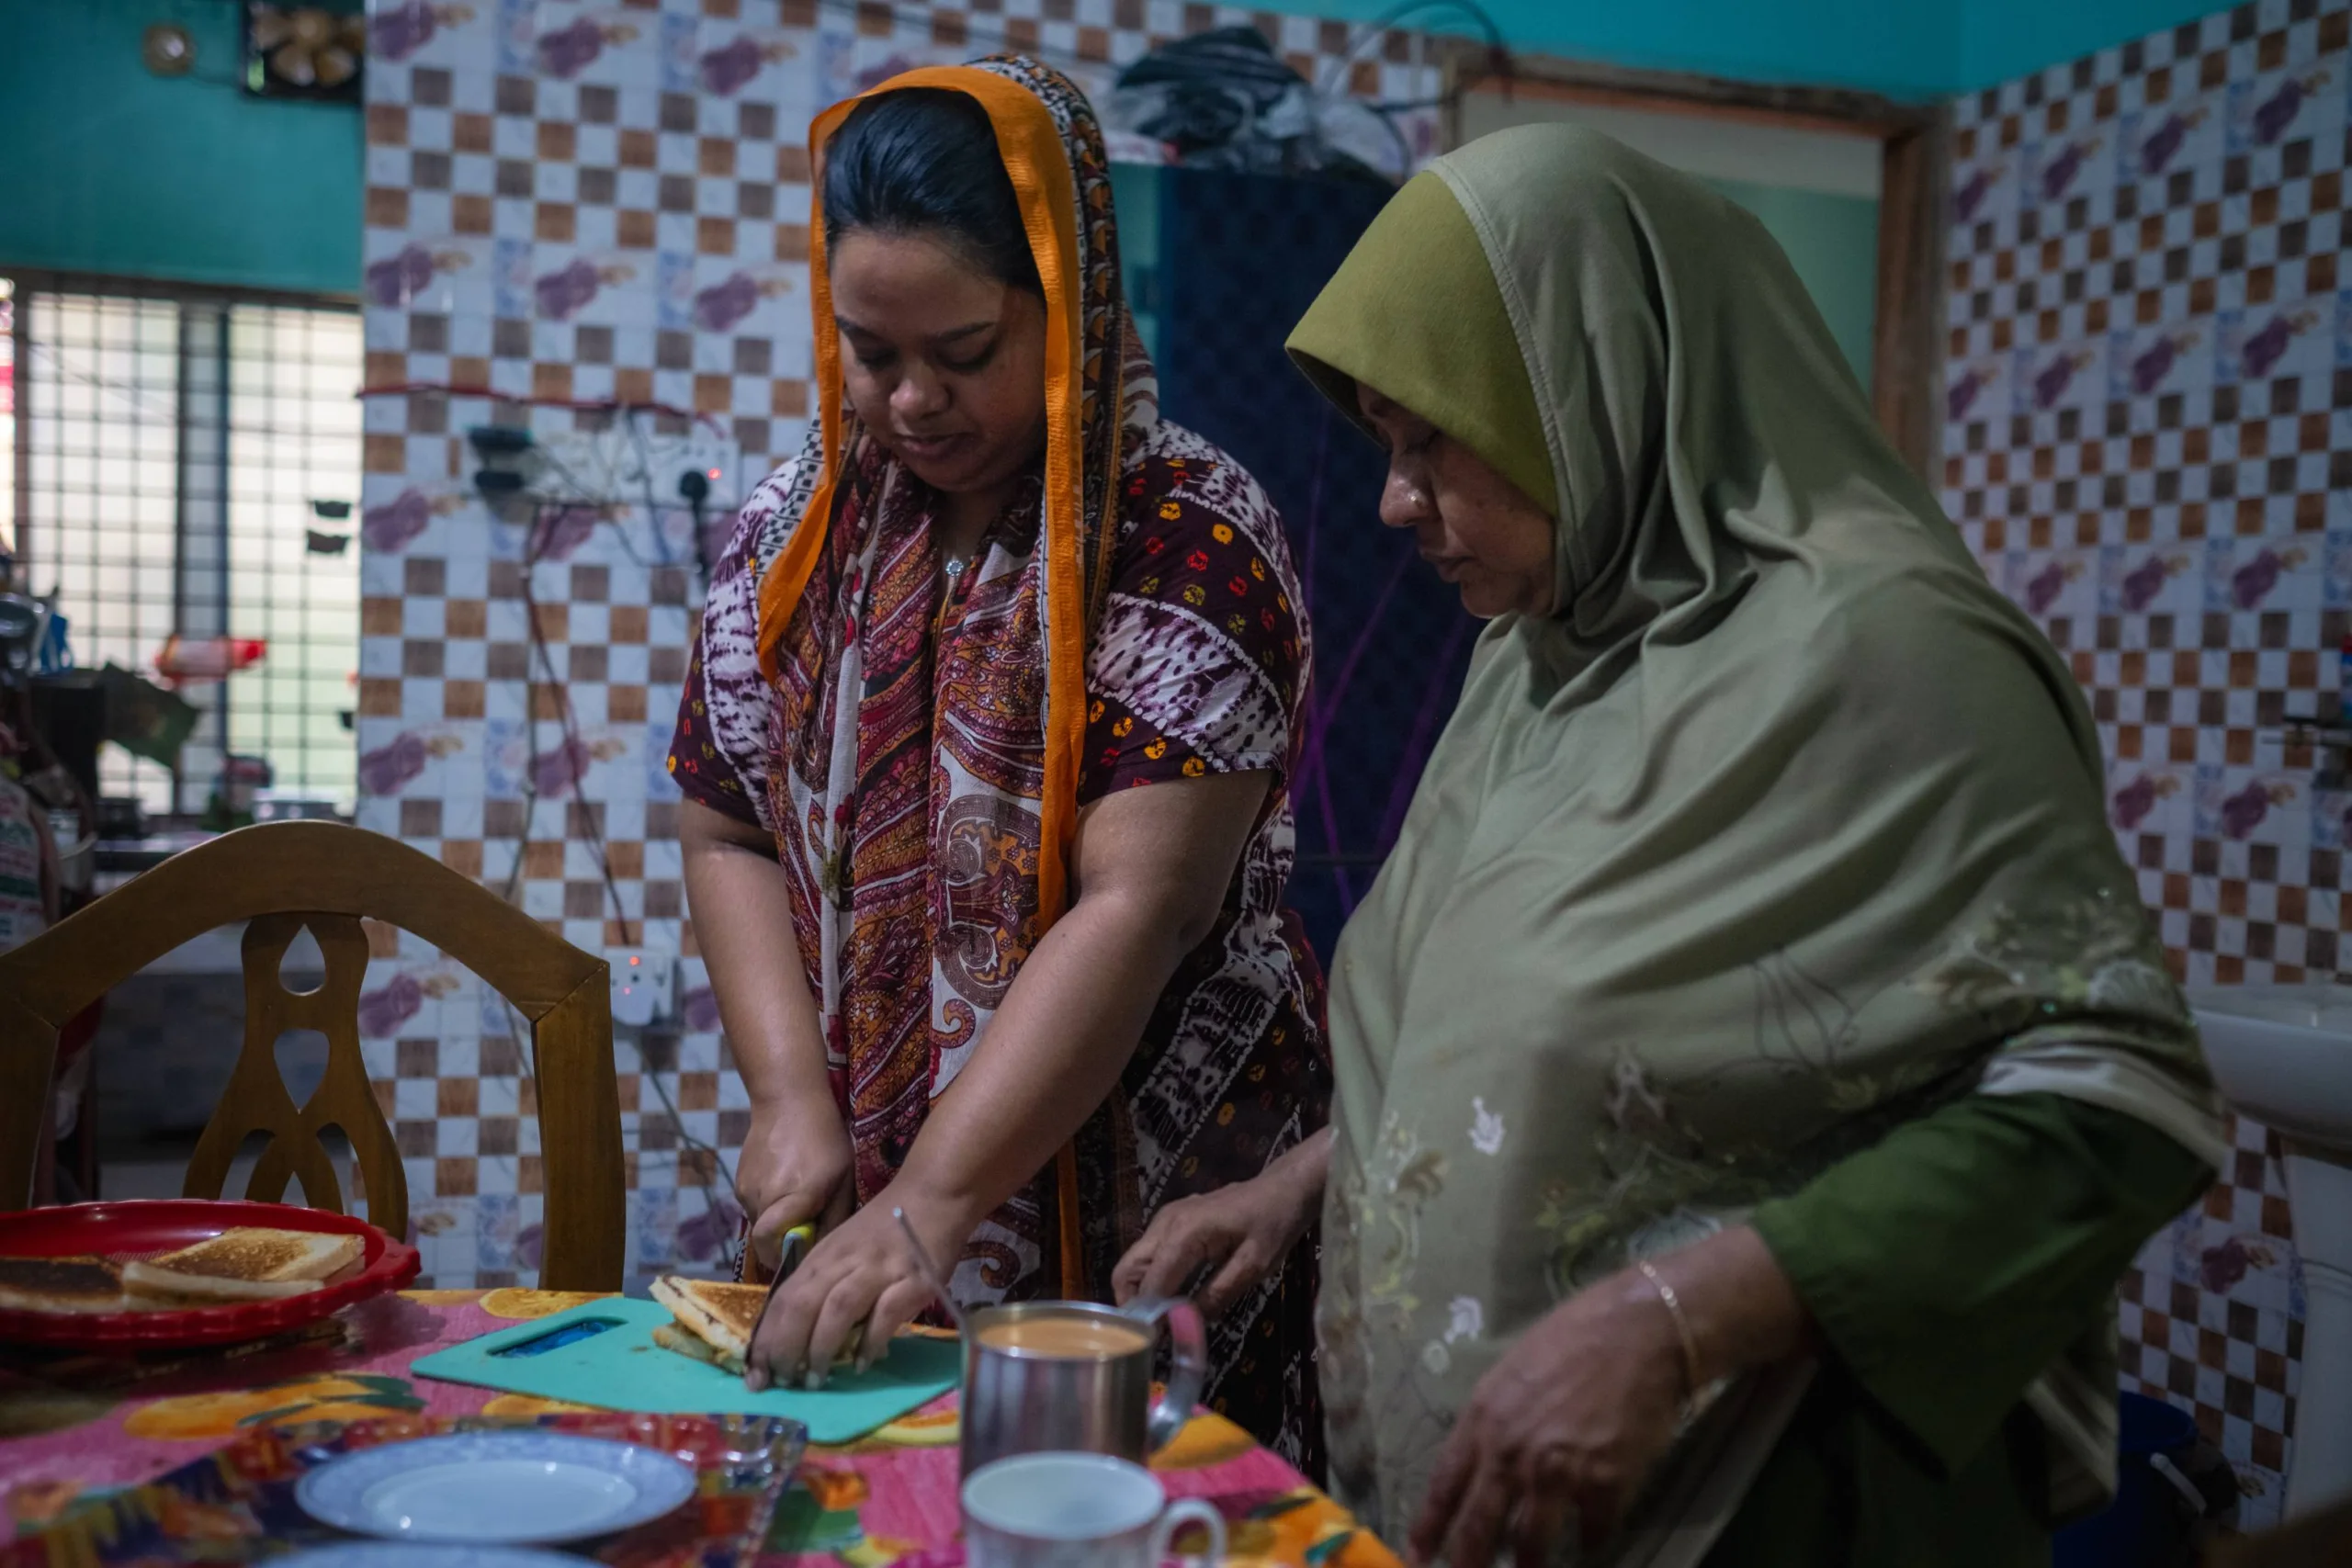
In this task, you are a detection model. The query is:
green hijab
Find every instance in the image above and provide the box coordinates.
[1287,127,2224,1547]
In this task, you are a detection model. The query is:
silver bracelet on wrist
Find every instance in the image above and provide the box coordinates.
[1636,1258,1705,1397]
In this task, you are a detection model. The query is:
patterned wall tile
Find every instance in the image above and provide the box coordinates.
[1945,0,2346,1526]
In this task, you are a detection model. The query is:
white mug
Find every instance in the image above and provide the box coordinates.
[961,1450,1226,1568]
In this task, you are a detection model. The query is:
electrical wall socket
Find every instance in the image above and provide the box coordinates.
[539,425,741,513]
[605,947,677,1028]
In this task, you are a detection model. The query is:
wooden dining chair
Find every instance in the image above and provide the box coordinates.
[0,820,625,1291]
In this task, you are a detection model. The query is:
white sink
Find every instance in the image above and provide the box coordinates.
[2188,985,2352,1519]
[2188,985,2352,1154]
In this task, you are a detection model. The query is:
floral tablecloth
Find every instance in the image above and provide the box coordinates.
[0,1288,1400,1567]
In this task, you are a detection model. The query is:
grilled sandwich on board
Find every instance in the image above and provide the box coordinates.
[650,1224,865,1375]
[647,1278,770,1374]
[647,1278,868,1373]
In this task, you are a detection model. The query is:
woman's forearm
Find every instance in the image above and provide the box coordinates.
[892,771,1269,1236]
[1271,1124,1334,1206]
[679,799,829,1108]
[892,885,1198,1233]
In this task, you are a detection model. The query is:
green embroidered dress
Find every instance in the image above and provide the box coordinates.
[1285,129,2226,1564]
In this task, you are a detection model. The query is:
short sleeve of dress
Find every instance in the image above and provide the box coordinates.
[664,459,803,832]
[1080,440,1307,801]
[668,633,761,826]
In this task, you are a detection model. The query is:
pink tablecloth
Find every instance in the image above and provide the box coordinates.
[0,1288,1400,1567]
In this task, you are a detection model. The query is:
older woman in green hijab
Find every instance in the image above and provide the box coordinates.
[1112,126,2227,1567]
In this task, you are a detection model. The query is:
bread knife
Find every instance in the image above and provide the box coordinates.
[741,1222,813,1390]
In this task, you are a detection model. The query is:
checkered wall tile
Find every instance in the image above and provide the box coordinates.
[2118,1112,2307,1510]
[356,0,1440,1295]
[1946,0,2335,1525]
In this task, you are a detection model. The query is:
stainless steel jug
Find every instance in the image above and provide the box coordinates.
[958,1296,1205,1478]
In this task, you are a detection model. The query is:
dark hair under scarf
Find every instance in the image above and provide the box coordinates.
[820,86,1044,296]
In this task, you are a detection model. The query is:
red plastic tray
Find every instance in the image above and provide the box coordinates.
[0,1199,418,1351]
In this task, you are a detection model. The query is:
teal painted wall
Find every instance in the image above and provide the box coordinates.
[0,0,360,293]
[1957,0,2226,91]
[1296,0,1962,99]
[1702,179,1880,389]
[0,0,2232,296]
[1107,164,1876,390]
[1294,0,2234,100]
[1109,164,1162,360]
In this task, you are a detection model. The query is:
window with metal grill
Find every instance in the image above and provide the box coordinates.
[4,276,362,818]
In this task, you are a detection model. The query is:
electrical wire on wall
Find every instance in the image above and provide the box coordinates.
[360,384,719,582]
[356,383,724,436]
[475,481,750,1276]
[789,0,1514,181]
[1315,0,1512,103]
[1320,0,1513,171]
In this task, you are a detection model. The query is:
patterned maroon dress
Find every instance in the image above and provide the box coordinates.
[669,52,1329,1473]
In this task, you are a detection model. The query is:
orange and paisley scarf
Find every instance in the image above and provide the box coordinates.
[746,58,1142,1300]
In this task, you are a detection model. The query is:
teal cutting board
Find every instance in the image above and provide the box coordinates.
[410,1297,963,1443]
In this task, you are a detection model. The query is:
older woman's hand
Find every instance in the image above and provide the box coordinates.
[1408,1269,1687,1566]
[1408,1226,1809,1568]
[1114,1128,1331,1319]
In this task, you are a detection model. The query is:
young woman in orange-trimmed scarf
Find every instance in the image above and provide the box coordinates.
[666,57,1331,1468]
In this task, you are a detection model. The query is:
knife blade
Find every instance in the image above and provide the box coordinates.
[742,1222,813,1390]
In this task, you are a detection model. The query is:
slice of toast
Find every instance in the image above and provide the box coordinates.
[0,1255,130,1314]
[150,1227,362,1282]
[120,1262,323,1301]
[120,1227,361,1303]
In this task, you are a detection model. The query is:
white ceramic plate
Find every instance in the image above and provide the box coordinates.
[274,1547,588,1567]
[294,1431,697,1544]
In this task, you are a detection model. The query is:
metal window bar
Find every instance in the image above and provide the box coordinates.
[5,275,362,818]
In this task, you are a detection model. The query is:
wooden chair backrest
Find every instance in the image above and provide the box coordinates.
[0,820,624,1291]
